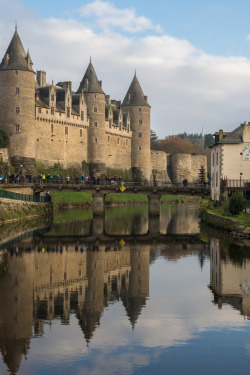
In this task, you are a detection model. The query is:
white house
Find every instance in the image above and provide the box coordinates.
[210,123,250,202]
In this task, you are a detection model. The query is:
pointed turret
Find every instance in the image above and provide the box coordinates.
[122,73,150,107]
[0,29,34,72]
[122,73,151,180]
[77,61,104,94]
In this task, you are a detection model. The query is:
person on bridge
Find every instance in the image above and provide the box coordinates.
[183,178,188,188]
[81,174,85,184]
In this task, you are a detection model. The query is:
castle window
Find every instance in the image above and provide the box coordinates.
[94,122,98,127]
[81,111,84,121]
[38,107,41,114]
[94,107,97,113]
[109,119,112,128]
[15,71,18,75]
[139,108,141,112]
[108,136,110,142]
[118,138,120,144]
[67,107,70,118]
[95,138,98,143]
[216,152,218,165]
[51,124,53,133]
[212,153,214,166]
[126,139,128,146]
[80,129,83,137]
[46,110,48,114]
[94,94,97,99]
[16,107,20,114]
[139,119,142,125]
[15,87,20,94]
[138,132,142,138]
[51,107,54,115]
[15,124,20,132]
[51,94,55,101]
[139,146,142,151]
[65,127,68,135]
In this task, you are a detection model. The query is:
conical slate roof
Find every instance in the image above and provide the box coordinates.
[0,29,34,72]
[77,61,104,94]
[122,74,150,107]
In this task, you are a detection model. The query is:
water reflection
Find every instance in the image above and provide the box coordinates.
[210,238,250,318]
[0,204,250,375]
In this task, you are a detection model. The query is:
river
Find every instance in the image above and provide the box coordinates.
[0,203,250,375]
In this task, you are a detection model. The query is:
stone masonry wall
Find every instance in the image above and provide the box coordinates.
[170,154,207,183]
[150,150,171,183]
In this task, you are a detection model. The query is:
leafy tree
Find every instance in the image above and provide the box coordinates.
[229,191,246,215]
[150,129,160,150]
[159,135,197,154]
[0,129,9,148]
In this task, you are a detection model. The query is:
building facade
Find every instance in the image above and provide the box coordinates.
[210,124,250,201]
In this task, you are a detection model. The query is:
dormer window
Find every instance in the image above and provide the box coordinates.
[81,111,84,121]
[109,120,111,128]
[51,107,54,115]
[51,95,55,101]
[67,107,70,117]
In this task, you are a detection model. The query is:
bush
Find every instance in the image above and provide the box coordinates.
[200,199,214,212]
[229,191,246,215]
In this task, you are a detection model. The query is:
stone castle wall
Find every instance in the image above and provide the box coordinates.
[0,70,36,163]
[170,154,207,183]
[105,126,132,170]
[123,105,151,180]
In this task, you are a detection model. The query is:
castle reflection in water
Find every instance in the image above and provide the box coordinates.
[0,241,150,374]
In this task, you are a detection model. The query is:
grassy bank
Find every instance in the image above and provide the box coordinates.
[0,200,49,223]
[200,199,250,230]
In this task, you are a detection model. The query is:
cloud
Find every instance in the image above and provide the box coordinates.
[1,0,250,138]
[78,0,162,33]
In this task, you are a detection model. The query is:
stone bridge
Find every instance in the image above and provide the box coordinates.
[2,182,210,216]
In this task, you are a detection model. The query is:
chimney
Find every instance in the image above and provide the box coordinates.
[99,80,102,89]
[144,95,148,103]
[36,70,46,87]
[219,129,223,141]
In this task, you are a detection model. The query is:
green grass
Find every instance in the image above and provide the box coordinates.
[50,191,92,209]
[209,207,250,227]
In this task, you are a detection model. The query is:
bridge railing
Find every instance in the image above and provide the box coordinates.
[0,189,51,203]
[0,178,211,190]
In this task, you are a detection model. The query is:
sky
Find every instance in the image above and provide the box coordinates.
[1,0,250,137]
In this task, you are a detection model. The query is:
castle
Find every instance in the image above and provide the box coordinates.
[0,28,207,182]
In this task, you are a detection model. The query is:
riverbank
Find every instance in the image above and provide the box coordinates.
[200,205,250,238]
[50,191,200,209]
[0,199,50,224]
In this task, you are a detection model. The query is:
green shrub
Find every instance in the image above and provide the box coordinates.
[229,191,246,215]
[200,199,214,212]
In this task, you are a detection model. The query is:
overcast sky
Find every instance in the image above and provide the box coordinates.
[1,0,250,138]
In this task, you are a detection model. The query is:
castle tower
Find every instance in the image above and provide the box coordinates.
[122,73,151,180]
[0,28,36,170]
[77,60,106,174]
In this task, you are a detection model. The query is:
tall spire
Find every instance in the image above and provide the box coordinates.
[0,28,34,72]
[77,61,104,94]
[122,74,150,107]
